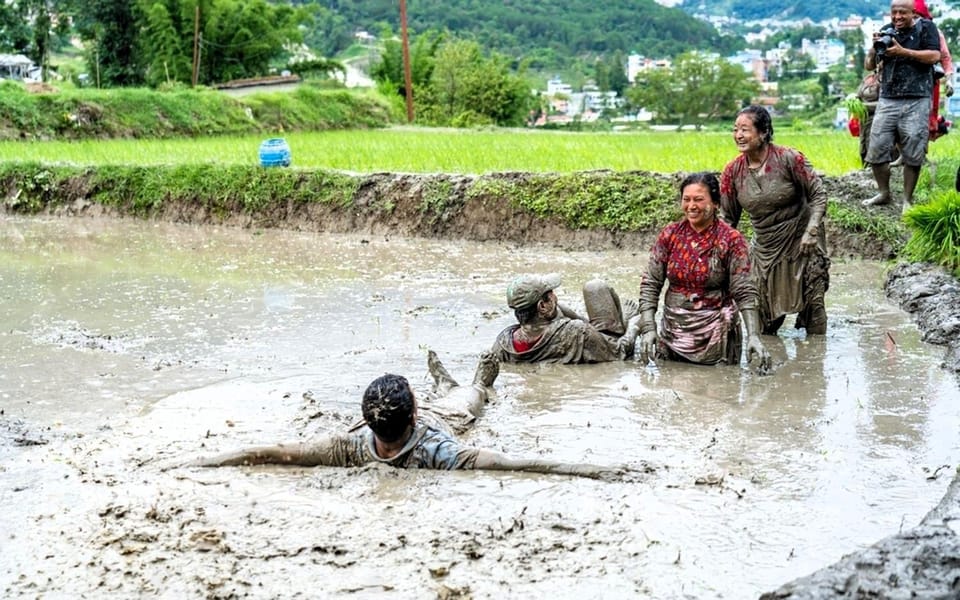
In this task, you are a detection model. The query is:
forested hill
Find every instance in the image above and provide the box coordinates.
[315,0,742,60]
[677,0,887,20]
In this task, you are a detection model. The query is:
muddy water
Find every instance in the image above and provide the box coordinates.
[1,216,958,599]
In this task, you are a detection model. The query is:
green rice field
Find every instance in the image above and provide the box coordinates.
[1,127,958,176]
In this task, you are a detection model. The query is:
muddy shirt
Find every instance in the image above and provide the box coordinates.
[640,218,755,364]
[879,19,940,99]
[720,144,828,322]
[491,318,627,364]
[321,411,479,470]
[640,218,755,312]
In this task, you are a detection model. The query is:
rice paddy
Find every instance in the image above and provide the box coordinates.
[5,126,956,176]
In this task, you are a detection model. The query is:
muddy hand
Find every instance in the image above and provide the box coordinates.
[746,335,772,374]
[639,330,658,364]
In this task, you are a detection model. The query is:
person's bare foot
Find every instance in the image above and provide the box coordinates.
[427,350,459,393]
[472,351,500,388]
[862,193,891,207]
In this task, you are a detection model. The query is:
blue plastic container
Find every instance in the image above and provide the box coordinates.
[258,138,291,167]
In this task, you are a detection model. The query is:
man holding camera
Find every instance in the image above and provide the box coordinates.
[862,0,942,213]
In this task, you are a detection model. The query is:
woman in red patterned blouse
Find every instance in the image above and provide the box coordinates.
[639,171,771,369]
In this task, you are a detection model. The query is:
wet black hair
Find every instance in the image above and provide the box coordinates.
[679,171,721,205]
[737,105,774,144]
[361,373,415,443]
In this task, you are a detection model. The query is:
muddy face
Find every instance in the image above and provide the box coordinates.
[1,216,958,598]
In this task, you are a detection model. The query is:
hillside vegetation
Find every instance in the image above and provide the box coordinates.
[313,0,743,60]
[0,82,393,140]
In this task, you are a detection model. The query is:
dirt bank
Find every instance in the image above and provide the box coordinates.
[3,166,900,258]
[762,468,960,599]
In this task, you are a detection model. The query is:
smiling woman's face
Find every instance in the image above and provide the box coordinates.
[681,182,716,231]
[732,114,764,156]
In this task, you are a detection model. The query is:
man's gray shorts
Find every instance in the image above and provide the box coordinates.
[865,97,931,167]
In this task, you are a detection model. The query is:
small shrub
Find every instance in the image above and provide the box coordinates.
[902,190,960,276]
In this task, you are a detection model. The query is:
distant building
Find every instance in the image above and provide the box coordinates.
[838,15,864,30]
[626,53,671,83]
[534,76,621,125]
[546,76,572,95]
[800,38,846,71]
[0,54,36,81]
[353,31,376,45]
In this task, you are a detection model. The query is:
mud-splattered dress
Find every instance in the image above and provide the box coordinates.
[640,218,758,365]
[720,144,830,334]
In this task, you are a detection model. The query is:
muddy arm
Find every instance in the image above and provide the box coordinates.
[472,449,623,480]
[186,438,342,468]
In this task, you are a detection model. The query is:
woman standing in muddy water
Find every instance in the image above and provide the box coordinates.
[639,171,771,369]
[720,105,830,335]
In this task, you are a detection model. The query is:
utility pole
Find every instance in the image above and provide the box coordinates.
[192,5,200,87]
[399,0,414,123]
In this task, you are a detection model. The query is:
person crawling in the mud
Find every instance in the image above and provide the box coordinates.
[181,351,624,480]
[491,274,642,364]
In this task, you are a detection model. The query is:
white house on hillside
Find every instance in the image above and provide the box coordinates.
[0,54,37,81]
[546,76,572,95]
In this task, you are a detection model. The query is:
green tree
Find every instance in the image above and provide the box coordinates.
[82,0,144,86]
[594,51,628,95]
[200,0,302,83]
[298,2,351,57]
[0,3,31,53]
[627,52,758,129]
[940,18,960,59]
[781,48,816,80]
[370,28,443,100]
[0,0,71,79]
[72,0,305,87]
[419,38,532,127]
[140,2,190,86]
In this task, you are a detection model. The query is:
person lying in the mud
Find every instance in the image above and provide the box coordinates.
[491,274,641,364]
[180,351,625,480]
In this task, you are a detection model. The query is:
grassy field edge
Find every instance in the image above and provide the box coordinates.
[0,162,906,260]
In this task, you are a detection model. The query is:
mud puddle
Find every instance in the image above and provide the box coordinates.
[1,216,958,598]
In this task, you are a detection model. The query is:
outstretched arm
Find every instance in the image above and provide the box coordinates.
[184,436,348,468]
[472,449,623,480]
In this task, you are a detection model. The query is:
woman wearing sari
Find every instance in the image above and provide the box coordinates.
[639,171,771,369]
[720,105,830,335]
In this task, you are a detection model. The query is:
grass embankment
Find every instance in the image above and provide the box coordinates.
[0,81,394,140]
[0,160,909,260]
[0,161,676,230]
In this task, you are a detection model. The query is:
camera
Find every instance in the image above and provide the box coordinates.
[873,26,898,59]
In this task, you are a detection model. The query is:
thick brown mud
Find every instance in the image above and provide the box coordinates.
[1,216,958,598]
